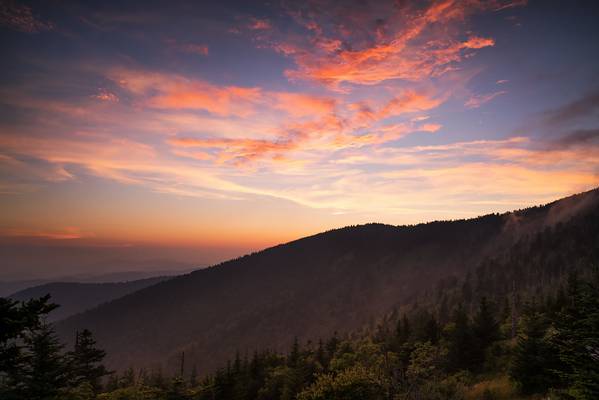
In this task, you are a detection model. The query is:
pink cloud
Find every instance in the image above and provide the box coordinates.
[255,0,512,90]
[465,90,507,108]
[249,18,271,30]
[93,89,119,102]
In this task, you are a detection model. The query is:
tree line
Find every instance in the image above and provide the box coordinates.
[3,267,597,399]
[0,295,109,399]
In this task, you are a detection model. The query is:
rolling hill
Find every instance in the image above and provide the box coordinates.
[55,188,599,374]
[10,276,171,322]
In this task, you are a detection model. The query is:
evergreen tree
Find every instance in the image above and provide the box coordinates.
[189,364,198,387]
[68,329,110,392]
[325,333,339,361]
[288,337,300,368]
[510,309,559,395]
[445,304,472,372]
[315,340,326,370]
[0,295,57,399]
[471,297,499,370]
[423,313,440,345]
[551,270,599,399]
[400,313,411,344]
[20,322,69,400]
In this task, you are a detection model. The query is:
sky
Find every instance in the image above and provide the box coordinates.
[1,0,599,279]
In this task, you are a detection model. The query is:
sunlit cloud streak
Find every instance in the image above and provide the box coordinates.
[249,0,518,90]
[465,90,507,108]
[1,0,598,248]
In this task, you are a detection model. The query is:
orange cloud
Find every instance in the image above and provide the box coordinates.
[267,0,505,89]
[461,36,495,49]
[170,137,298,165]
[150,86,262,116]
[378,90,444,118]
[112,70,263,116]
[4,226,90,240]
[111,70,342,120]
[272,93,337,118]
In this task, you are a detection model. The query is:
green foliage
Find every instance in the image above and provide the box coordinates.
[69,329,111,392]
[0,294,58,396]
[0,295,109,399]
[550,271,599,399]
[510,308,560,394]
[297,365,384,400]
[19,322,69,400]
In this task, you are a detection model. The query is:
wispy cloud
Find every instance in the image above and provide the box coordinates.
[3,0,596,235]
[465,90,507,108]
[246,0,514,91]
[4,226,90,240]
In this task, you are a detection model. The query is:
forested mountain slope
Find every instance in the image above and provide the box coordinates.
[56,189,599,374]
[11,277,170,322]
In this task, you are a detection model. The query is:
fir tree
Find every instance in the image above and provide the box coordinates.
[510,309,559,395]
[446,304,472,372]
[551,270,599,399]
[471,297,499,370]
[0,295,57,399]
[20,322,68,400]
[68,329,110,392]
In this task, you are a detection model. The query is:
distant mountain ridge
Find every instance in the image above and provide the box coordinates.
[0,267,198,297]
[10,276,172,322]
[55,188,599,374]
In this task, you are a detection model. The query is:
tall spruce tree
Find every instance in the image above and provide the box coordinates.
[20,322,69,400]
[446,304,472,372]
[510,309,559,395]
[0,295,57,399]
[68,329,110,392]
[551,270,599,399]
[471,297,499,370]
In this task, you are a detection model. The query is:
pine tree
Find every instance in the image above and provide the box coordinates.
[471,297,499,370]
[510,309,559,395]
[446,304,472,372]
[189,364,198,387]
[315,340,325,370]
[0,295,57,399]
[423,313,439,345]
[399,314,410,344]
[20,322,69,400]
[68,329,110,392]
[288,337,300,368]
[325,332,339,361]
[551,270,599,399]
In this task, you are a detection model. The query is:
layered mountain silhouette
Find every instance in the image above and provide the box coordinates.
[55,188,599,374]
[10,276,170,322]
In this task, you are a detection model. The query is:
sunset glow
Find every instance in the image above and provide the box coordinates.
[1,0,599,278]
